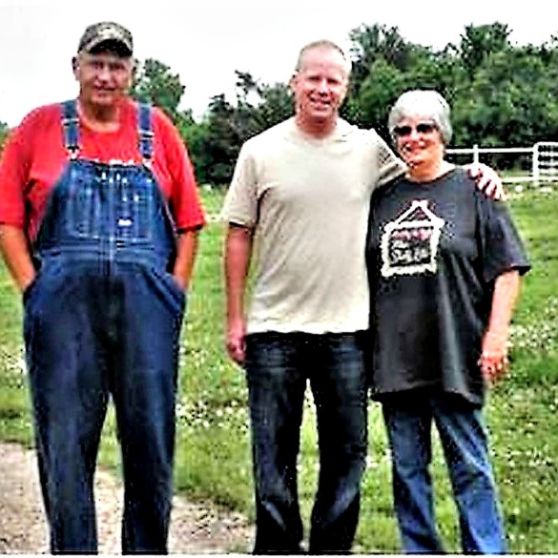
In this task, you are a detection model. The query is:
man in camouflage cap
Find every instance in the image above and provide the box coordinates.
[78,21,134,56]
[0,21,204,553]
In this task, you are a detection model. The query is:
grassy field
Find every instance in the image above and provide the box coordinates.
[0,187,557,553]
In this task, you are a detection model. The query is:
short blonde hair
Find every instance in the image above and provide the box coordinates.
[294,40,352,78]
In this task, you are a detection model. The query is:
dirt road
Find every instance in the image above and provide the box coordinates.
[0,442,252,554]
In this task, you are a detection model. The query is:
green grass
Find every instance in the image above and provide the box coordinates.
[0,187,557,552]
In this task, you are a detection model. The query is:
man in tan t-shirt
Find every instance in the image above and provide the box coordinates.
[223,40,404,553]
[222,41,500,554]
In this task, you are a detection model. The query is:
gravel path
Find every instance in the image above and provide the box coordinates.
[0,442,253,554]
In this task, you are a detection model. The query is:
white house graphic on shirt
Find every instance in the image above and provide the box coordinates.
[380,200,445,278]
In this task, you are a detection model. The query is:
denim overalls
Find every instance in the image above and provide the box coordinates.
[23,100,185,553]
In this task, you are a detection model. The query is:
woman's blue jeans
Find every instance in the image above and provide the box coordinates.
[382,393,507,554]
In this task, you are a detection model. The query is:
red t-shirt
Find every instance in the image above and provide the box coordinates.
[0,99,205,241]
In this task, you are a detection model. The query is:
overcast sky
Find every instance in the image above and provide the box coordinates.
[1,0,557,126]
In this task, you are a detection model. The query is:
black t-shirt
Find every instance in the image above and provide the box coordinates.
[366,168,530,406]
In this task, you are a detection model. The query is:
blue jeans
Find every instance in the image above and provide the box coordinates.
[245,331,368,554]
[24,260,185,553]
[382,393,507,554]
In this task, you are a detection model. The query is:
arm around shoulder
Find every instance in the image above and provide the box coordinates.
[372,130,406,189]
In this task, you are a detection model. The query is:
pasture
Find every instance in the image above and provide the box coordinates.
[0,187,556,553]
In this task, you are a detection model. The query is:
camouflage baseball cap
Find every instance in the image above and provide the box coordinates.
[78,21,133,56]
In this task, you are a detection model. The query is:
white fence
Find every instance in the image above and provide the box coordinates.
[446,141,558,185]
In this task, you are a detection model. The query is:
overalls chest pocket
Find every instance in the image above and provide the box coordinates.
[65,167,101,240]
[65,164,154,243]
[113,168,154,243]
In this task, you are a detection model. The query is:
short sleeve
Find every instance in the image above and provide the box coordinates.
[221,142,258,228]
[477,195,531,283]
[153,108,205,231]
[0,118,32,228]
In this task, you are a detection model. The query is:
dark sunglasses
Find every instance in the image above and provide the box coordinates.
[393,122,437,137]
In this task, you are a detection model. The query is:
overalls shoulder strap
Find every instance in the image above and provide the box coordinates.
[61,100,80,158]
[138,103,154,165]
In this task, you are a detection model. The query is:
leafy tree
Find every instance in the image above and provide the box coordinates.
[122,24,558,184]
[194,76,293,185]
[350,23,412,76]
[179,120,212,184]
[345,58,405,135]
[235,70,261,100]
[234,70,292,140]
[129,57,212,181]
[404,47,466,103]
[198,94,241,186]
[131,58,185,122]
[256,82,293,129]
[452,48,558,149]
[346,25,459,135]
[458,23,511,78]
[0,121,9,153]
[233,71,264,141]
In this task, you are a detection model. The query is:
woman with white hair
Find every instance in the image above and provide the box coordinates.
[366,90,530,553]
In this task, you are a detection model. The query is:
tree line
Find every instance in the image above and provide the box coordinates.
[3,22,558,186]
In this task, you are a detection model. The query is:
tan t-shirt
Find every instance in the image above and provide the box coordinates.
[222,117,405,334]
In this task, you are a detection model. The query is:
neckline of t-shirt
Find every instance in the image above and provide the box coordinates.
[404,165,459,186]
[76,100,134,137]
[79,121,122,136]
[289,117,351,145]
